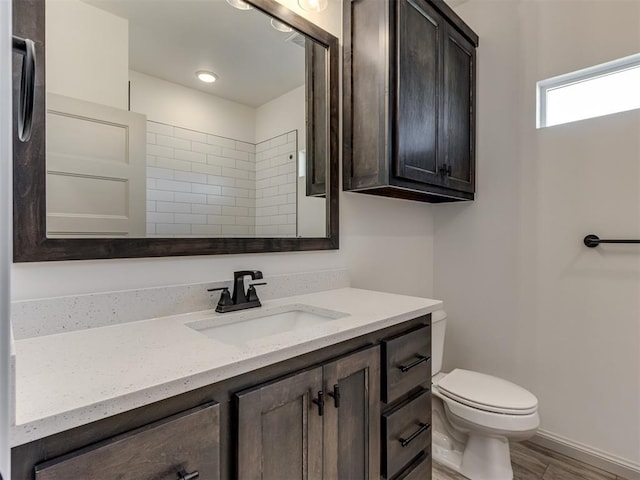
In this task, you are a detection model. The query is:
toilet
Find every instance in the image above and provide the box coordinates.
[431,310,540,480]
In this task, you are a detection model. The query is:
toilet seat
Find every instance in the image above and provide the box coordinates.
[436,369,538,415]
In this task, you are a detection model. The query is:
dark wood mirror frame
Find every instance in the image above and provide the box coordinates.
[12,0,339,262]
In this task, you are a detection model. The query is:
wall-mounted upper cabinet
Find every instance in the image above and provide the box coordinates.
[343,0,478,203]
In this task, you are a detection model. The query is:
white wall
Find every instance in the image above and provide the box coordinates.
[12,0,435,304]
[130,70,256,144]
[278,0,341,37]
[255,84,305,146]
[435,0,640,469]
[46,0,128,109]
[1,0,11,475]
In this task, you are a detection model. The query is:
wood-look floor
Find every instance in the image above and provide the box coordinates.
[432,441,630,480]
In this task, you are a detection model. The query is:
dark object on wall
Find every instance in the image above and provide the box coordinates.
[12,35,35,142]
[583,234,640,248]
[343,0,478,203]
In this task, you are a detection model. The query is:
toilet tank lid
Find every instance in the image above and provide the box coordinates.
[438,369,538,414]
[432,309,447,323]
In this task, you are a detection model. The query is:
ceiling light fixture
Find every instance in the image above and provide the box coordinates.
[298,0,328,12]
[226,0,253,10]
[196,71,218,83]
[270,18,293,33]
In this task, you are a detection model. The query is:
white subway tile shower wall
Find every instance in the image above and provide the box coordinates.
[146,122,298,237]
[255,132,298,237]
[147,121,276,237]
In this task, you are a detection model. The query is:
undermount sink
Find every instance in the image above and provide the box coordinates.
[186,305,349,346]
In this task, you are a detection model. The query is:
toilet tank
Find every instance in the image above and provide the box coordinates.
[431,310,447,376]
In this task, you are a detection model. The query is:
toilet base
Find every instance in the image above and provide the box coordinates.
[459,433,513,480]
[432,398,515,480]
[433,432,514,480]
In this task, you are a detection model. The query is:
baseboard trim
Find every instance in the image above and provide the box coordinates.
[530,430,640,480]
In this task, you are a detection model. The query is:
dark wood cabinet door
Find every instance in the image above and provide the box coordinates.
[322,346,381,480]
[394,0,446,188]
[440,22,476,193]
[343,0,389,191]
[33,402,220,480]
[236,367,324,480]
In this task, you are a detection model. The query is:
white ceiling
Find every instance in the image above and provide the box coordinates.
[83,0,308,107]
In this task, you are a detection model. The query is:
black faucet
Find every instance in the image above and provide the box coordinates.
[208,270,266,313]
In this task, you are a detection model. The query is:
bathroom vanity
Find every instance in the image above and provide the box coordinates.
[10,288,440,480]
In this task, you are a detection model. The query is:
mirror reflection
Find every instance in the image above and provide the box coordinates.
[44,0,328,239]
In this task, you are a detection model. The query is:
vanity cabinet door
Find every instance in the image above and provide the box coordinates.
[323,346,381,480]
[236,367,324,480]
[33,402,220,480]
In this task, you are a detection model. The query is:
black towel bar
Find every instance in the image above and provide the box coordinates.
[584,234,640,248]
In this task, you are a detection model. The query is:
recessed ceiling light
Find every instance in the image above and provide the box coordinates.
[270,18,293,33]
[196,71,218,83]
[298,0,328,12]
[226,0,253,10]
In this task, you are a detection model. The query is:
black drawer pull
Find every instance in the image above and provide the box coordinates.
[398,355,429,373]
[399,423,429,448]
[312,390,324,416]
[327,384,340,408]
[177,470,199,480]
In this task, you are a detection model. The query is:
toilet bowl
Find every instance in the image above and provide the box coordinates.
[431,311,539,480]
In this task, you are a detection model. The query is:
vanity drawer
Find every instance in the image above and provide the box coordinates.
[382,324,431,403]
[34,402,220,480]
[395,449,432,480]
[382,389,431,479]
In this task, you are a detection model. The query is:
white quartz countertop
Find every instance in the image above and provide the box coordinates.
[12,288,442,446]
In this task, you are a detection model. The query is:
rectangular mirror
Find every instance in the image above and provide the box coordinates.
[12,0,338,261]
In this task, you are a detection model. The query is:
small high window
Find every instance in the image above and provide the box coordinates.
[537,53,640,128]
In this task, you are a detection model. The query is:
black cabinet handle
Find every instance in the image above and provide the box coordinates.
[327,384,340,408]
[399,423,429,448]
[177,470,199,480]
[312,390,324,416]
[439,164,451,176]
[12,35,36,142]
[398,355,429,373]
